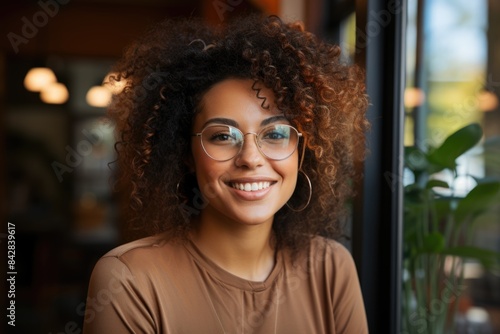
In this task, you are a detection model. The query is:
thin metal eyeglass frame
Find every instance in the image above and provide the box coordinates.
[192,124,303,162]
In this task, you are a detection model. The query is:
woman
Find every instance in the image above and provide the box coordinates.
[84,14,369,334]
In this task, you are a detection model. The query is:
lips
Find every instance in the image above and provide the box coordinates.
[230,181,271,192]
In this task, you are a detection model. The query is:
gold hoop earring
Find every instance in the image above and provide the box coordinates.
[286,170,312,212]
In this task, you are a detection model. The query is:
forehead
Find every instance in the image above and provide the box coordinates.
[193,78,281,129]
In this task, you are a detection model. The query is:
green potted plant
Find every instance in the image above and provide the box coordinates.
[402,123,500,333]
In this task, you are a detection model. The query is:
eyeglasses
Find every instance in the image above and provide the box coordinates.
[193,124,302,161]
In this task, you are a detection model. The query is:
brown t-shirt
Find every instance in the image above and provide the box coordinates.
[83,233,368,334]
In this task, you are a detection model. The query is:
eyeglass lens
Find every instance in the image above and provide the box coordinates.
[199,124,299,161]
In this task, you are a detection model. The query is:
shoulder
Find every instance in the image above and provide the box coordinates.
[282,236,367,329]
[309,235,348,251]
[102,233,172,258]
[87,234,188,301]
[309,236,355,265]
[91,233,184,280]
[301,236,360,283]
[283,236,358,281]
[84,235,178,333]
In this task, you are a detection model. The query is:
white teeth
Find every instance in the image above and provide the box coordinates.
[231,182,271,192]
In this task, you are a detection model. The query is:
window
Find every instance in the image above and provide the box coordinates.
[403,0,500,332]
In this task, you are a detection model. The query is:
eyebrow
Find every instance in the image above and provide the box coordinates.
[202,115,289,129]
[261,115,289,126]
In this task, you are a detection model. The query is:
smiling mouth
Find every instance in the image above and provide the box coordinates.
[230,181,274,192]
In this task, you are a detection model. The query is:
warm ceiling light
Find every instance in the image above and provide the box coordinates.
[24,67,57,92]
[40,82,69,104]
[478,90,499,112]
[86,85,112,107]
[103,72,126,95]
[404,87,426,108]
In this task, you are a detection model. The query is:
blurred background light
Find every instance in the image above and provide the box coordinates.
[478,90,499,112]
[86,85,112,107]
[40,82,69,104]
[404,87,426,108]
[24,67,57,92]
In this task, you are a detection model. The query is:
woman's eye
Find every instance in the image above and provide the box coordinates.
[263,132,286,140]
[211,133,232,141]
[262,127,290,141]
[208,132,239,145]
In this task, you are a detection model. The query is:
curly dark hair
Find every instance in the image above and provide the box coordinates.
[108,14,369,255]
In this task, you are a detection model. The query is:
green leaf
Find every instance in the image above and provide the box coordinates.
[404,186,426,203]
[427,123,483,171]
[426,180,450,190]
[422,232,445,253]
[454,182,500,223]
[405,146,428,172]
[441,246,500,269]
[432,197,453,222]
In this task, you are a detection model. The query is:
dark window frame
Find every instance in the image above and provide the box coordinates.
[352,0,406,333]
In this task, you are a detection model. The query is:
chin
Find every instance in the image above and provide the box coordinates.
[224,207,277,226]
[233,213,275,226]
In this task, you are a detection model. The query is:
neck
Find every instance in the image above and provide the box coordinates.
[190,210,276,281]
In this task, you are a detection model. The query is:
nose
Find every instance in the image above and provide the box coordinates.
[234,133,265,168]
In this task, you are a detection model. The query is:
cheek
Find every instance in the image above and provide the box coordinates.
[191,142,213,175]
[276,156,299,189]
[193,154,217,183]
[191,149,229,199]
[286,169,299,193]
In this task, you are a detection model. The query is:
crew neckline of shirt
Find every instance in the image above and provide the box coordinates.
[184,237,283,292]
